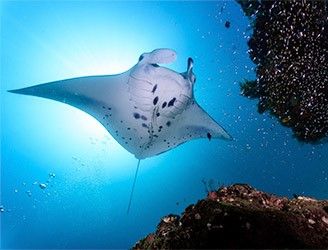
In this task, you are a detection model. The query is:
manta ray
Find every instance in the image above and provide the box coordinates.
[9,48,232,212]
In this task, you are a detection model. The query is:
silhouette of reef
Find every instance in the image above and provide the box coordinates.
[133,184,328,249]
[237,0,328,142]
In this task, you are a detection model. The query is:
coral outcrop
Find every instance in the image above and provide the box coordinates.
[134,184,328,249]
[238,0,328,142]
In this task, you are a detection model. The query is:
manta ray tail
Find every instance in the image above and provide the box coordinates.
[127,159,141,214]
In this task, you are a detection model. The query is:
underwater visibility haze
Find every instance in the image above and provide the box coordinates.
[1,1,328,249]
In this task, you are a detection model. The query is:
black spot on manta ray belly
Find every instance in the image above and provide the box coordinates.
[151,84,157,93]
[162,102,167,108]
[153,96,159,105]
[168,97,176,107]
[166,121,171,127]
[141,115,147,121]
[102,106,111,110]
[133,113,140,119]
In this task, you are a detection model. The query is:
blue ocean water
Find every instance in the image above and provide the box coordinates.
[1,1,327,249]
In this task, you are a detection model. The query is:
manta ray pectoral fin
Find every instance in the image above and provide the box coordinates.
[136,101,232,159]
[181,102,232,141]
[8,73,130,130]
[139,48,177,65]
[8,80,72,101]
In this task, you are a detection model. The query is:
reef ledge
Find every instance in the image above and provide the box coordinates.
[133,184,328,249]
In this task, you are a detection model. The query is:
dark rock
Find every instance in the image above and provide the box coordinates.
[133,184,328,249]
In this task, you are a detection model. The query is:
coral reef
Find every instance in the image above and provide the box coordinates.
[238,0,328,142]
[133,184,328,249]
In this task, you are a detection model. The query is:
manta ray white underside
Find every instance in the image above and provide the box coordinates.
[9,48,231,159]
